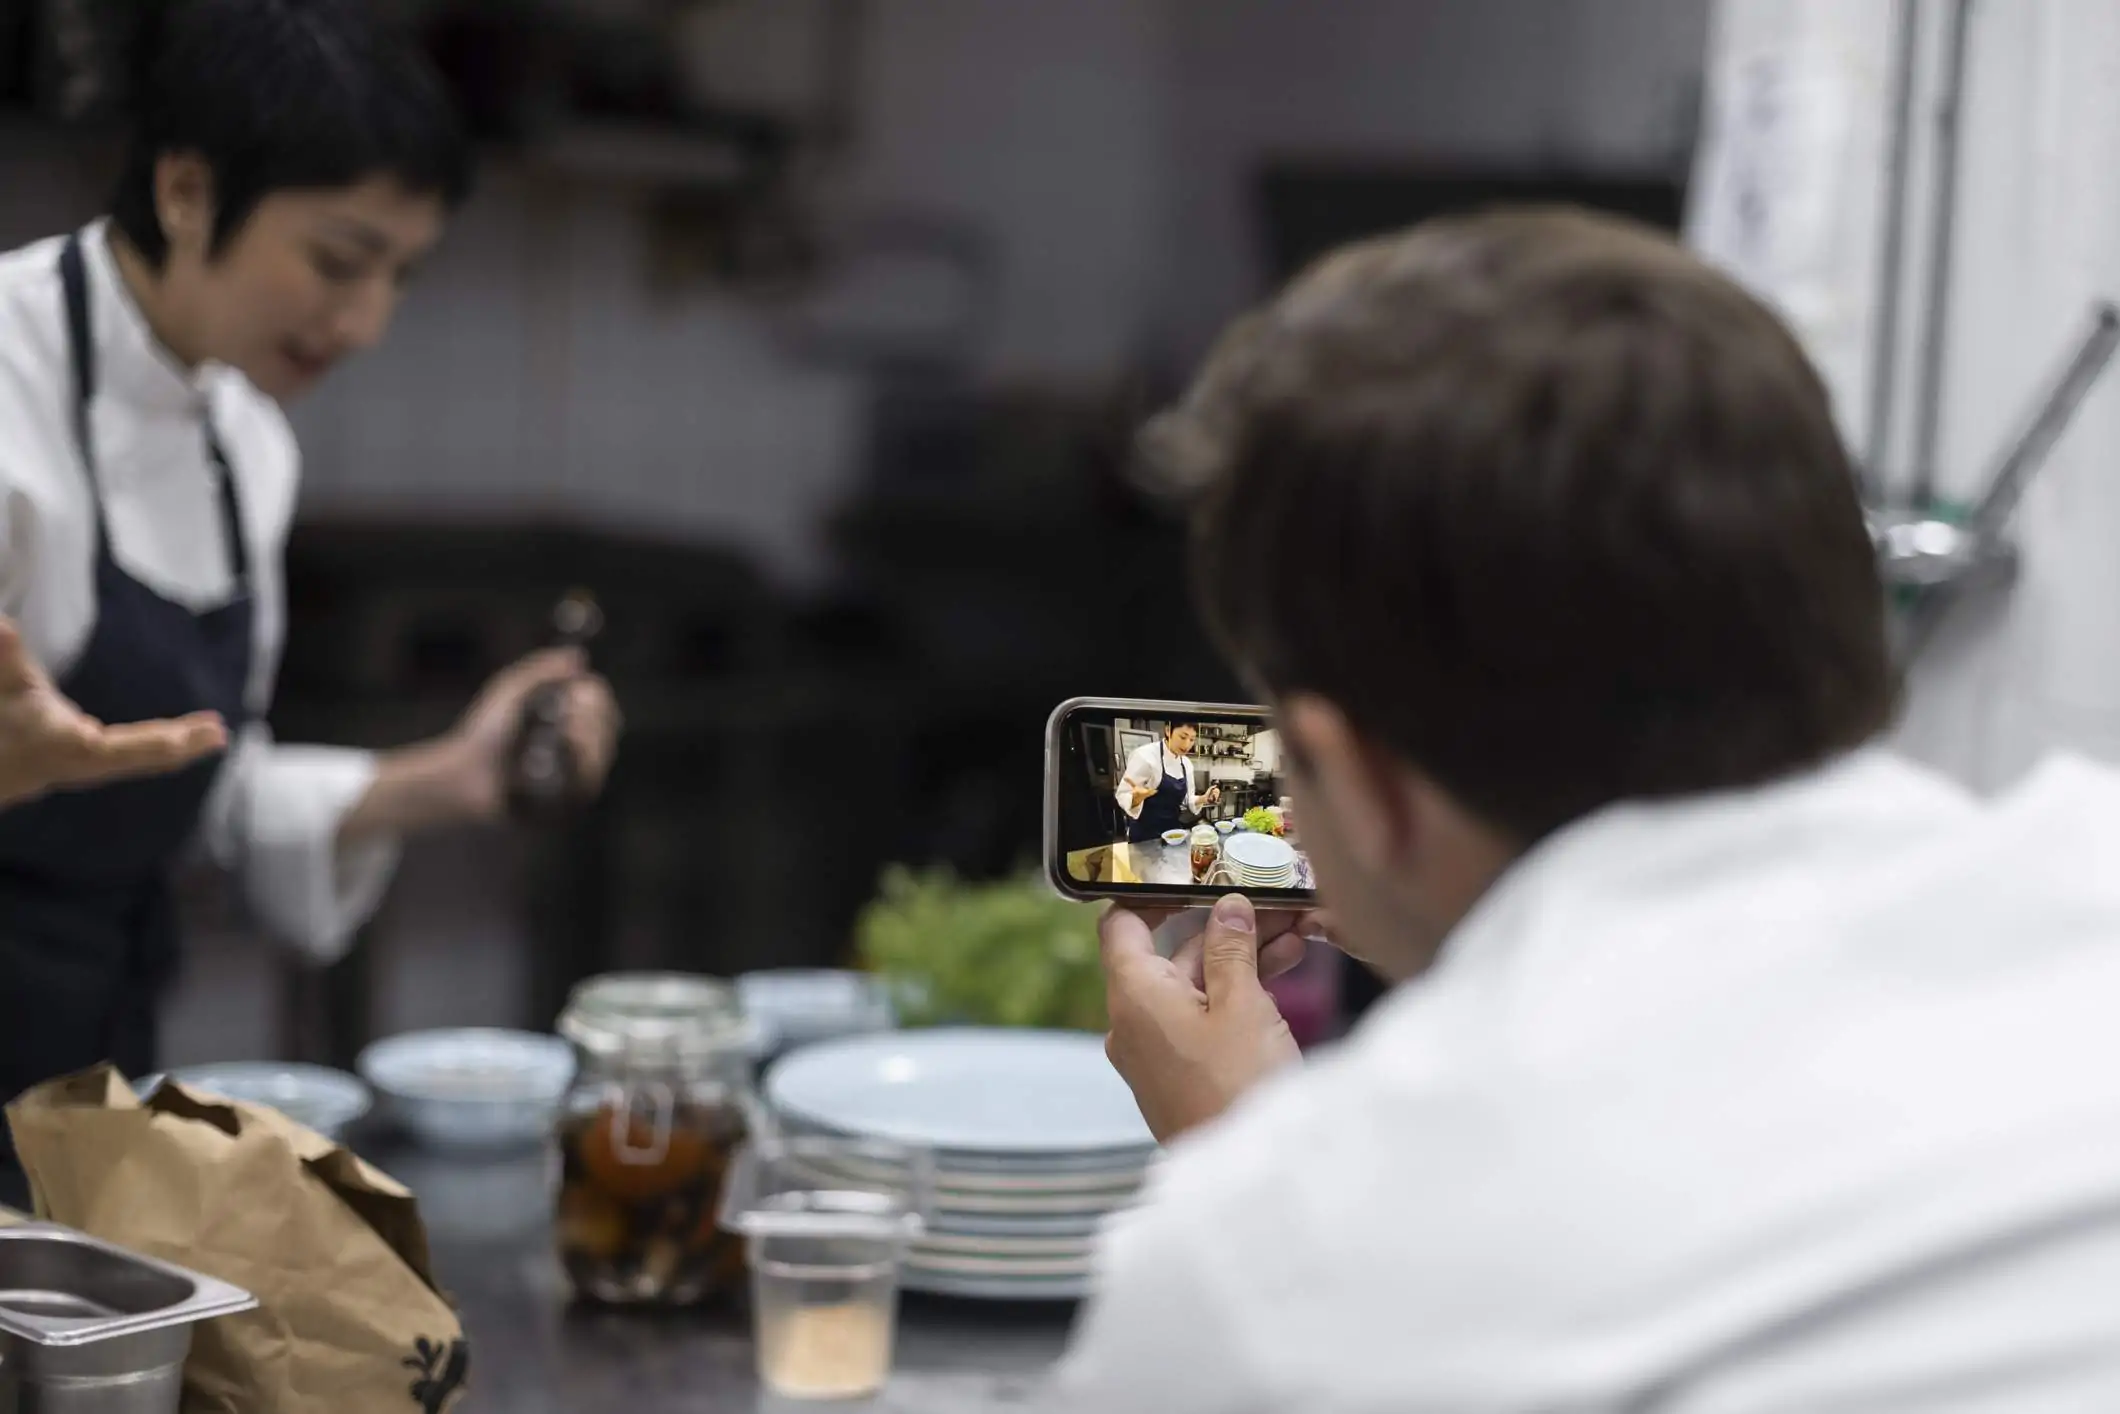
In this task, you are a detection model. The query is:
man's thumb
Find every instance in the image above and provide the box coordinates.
[1202,893,1260,1006]
[0,617,35,692]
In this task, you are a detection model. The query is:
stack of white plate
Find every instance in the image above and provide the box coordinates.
[1222,831,1299,889]
[764,1029,1155,1301]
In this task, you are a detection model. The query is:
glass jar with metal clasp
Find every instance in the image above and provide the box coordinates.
[553,973,762,1306]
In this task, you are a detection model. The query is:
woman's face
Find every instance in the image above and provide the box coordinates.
[155,162,448,401]
[1167,726,1197,755]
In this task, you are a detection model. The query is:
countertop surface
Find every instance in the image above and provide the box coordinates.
[1117,838,1201,887]
[368,1141,1075,1413]
[1102,836,1312,890]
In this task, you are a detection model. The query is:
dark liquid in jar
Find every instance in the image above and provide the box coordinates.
[556,1094,747,1305]
[1191,841,1219,882]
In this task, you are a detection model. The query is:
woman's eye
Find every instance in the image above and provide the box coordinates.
[311,251,365,284]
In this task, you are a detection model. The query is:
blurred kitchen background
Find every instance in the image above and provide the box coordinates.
[5,0,2115,1065]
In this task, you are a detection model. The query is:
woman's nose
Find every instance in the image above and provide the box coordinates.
[334,278,399,352]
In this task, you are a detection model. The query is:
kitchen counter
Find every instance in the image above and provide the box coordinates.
[1073,836,1313,891]
[1114,839,1200,887]
[366,1141,1074,1413]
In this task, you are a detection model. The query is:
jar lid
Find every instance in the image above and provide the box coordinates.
[558,972,757,1063]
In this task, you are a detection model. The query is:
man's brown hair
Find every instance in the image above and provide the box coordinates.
[1143,207,1895,842]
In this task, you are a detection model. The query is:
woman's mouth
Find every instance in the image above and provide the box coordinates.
[278,343,336,384]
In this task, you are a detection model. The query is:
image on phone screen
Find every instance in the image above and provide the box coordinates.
[1046,700,1314,902]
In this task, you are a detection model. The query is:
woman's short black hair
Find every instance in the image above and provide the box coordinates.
[110,0,473,268]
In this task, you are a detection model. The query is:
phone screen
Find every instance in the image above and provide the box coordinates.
[1046,700,1316,902]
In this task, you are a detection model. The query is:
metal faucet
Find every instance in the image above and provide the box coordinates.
[1869,302,2120,659]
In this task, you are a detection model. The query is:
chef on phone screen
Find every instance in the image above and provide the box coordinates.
[0,0,620,1206]
[1116,722,1221,842]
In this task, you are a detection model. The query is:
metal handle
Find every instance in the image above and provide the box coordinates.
[1874,299,2120,661]
[1966,303,2120,541]
[607,1081,676,1167]
[1907,0,1979,506]
[1863,0,1921,487]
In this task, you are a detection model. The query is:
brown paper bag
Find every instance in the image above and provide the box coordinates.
[5,1065,471,1414]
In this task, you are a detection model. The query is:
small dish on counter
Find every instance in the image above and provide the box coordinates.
[356,1028,575,1151]
[1159,829,1188,847]
[138,1063,373,1140]
[737,969,895,1057]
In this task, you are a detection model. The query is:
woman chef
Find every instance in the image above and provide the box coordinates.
[0,0,619,1199]
[1115,722,1221,843]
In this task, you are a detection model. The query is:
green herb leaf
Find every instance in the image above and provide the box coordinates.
[854,867,1106,1031]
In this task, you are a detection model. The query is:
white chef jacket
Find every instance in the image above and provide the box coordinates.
[1116,742,1206,820]
[0,222,397,963]
[1058,747,2120,1411]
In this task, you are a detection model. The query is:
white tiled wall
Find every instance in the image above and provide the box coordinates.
[288,176,868,581]
[1162,0,1711,360]
[298,0,1190,582]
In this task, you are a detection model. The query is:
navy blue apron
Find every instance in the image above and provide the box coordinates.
[0,235,254,1208]
[1127,754,1191,843]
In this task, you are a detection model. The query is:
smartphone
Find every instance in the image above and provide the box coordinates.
[1044,697,1316,905]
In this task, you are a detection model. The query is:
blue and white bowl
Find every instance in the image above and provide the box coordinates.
[356,1028,575,1152]
[140,1063,373,1140]
[738,968,895,1056]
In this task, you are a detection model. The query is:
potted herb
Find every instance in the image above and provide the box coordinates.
[854,867,1105,1032]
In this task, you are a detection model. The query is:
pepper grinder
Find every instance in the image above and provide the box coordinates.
[507,589,603,822]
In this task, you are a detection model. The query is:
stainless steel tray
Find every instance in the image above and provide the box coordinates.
[0,1223,255,1348]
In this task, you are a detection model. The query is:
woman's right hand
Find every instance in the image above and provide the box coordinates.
[0,616,227,808]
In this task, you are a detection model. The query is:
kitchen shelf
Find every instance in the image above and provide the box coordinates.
[507,120,759,188]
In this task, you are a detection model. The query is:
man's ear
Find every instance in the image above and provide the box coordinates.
[1281,694,1418,874]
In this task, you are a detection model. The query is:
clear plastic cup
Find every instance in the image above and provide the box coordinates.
[719,1137,932,1402]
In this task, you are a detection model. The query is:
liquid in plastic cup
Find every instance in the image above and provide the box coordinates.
[750,1232,900,1400]
[719,1137,933,1402]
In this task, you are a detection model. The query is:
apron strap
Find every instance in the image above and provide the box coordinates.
[57,235,105,557]
[202,418,252,588]
[57,232,252,592]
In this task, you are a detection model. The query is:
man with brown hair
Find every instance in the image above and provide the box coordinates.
[1059,210,2120,1408]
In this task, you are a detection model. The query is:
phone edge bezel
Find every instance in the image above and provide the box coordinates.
[1042,695,1317,907]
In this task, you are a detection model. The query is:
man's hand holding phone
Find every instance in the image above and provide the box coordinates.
[1099,895,1325,1143]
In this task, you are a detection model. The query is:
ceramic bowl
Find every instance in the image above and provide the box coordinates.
[142,1063,373,1140]
[356,1029,575,1152]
